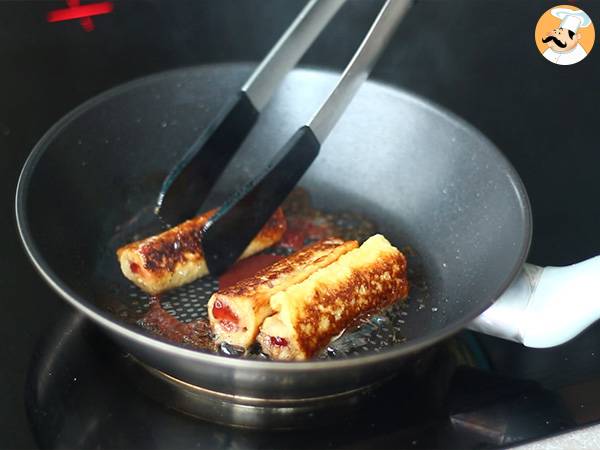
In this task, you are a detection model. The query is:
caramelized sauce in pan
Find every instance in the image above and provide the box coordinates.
[139,297,214,351]
[280,218,332,250]
[218,254,284,289]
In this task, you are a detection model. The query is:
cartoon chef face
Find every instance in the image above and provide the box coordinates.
[537,7,594,66]
[542,27,581,52]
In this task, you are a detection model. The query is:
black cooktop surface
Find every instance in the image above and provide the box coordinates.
[25,310,600,449]
[4,1,600,448]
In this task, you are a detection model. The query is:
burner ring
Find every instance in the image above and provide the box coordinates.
[126,355,392,429]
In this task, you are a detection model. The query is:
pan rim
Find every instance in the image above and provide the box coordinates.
[14,63,532,372]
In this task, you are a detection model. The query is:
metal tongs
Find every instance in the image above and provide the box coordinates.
[155,0,413,275]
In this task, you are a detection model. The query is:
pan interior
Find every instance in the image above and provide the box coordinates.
[20,63,530,360]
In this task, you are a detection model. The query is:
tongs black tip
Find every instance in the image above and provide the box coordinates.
[155,91,259,225]
[203,126,320,276]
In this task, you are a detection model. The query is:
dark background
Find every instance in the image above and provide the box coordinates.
[2,1,599,448]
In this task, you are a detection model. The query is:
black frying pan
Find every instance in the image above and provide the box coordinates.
[15,63,530,402]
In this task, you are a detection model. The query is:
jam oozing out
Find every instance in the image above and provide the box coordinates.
[218,253,284,289]
[213,299,239,325]
[280,229,304,250]
[280,217,334,250]
[130,262,140,274]
[270,336,288,347]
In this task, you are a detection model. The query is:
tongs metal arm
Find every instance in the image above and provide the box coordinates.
[308,0,413,143]
[243,0,346,112]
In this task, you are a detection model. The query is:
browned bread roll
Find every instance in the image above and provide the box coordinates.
[208,238,358,349]
[117,208,286,294]
[257,234,408,360]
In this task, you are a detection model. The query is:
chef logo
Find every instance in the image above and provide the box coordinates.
[535,5,595,65]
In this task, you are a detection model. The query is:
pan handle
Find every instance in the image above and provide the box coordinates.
[468,257,600,347]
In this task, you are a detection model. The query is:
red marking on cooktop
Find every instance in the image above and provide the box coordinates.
[47,1,113,32]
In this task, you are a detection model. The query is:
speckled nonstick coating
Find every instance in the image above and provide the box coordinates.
[16,64,531,399]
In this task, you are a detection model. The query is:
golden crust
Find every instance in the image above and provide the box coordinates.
[257,234,409,360]
[117,208,287,294]
[208,238,358,348]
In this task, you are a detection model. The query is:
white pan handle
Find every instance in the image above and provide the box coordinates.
[468,257,600,347]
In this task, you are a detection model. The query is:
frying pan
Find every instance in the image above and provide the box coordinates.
[15,63,600,403]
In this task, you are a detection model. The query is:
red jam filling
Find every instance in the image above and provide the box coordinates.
[130,262,140,274]
[213,300,239,328]
[270,336,288,347]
